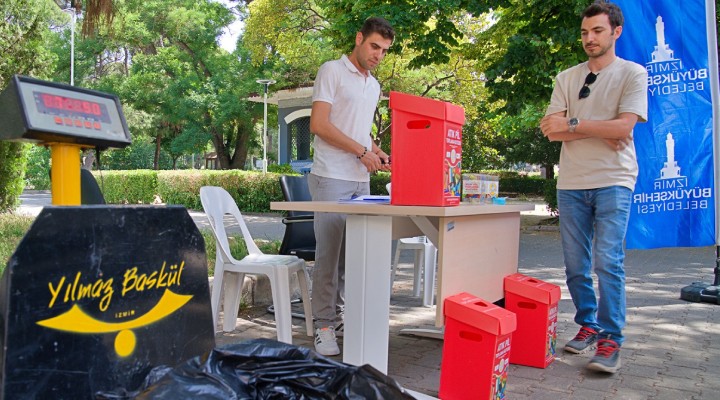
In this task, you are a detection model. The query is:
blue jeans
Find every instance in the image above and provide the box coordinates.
[557,186,632,346]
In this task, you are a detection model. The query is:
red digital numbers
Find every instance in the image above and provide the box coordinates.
[40,93,101,116]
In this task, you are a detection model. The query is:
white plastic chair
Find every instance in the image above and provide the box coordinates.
[387,183,438,307]
[200,186,313,343]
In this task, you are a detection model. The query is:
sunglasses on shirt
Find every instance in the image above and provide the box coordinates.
[579,72,598,99]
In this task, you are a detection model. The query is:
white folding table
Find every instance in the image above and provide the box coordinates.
[270,201,533,375]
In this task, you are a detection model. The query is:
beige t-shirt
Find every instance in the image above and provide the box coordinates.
[546,57,648,191]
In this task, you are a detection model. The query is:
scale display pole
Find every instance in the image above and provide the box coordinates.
[50,143,82,205]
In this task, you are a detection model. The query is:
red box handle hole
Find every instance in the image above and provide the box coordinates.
[516,301,537,310]
[407,120,431,129]
[459,330,484,343]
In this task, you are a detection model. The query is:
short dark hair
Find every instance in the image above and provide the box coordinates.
[582,1,624,30]
[360,17,395,42]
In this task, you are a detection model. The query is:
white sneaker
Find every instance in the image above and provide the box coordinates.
[334,310,344,337]
[334,320,344,337]
[314,327,340,356]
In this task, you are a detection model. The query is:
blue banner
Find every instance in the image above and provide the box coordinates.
[615,0,717,249]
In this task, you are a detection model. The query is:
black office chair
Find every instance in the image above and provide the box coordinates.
[81,169,106,205]
[278,175,316,261]
[49,168,106,205]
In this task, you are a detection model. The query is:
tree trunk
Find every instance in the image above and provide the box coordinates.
[230,123,251,169]
[543,163,555,180]
[154,133,162,170]
[210,132,231,169]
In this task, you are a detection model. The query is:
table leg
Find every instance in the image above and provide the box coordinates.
[343,215,392,373]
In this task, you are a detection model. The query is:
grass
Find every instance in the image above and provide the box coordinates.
[200,229,280,276]
[0,213,35,273]
[0,212,280,276]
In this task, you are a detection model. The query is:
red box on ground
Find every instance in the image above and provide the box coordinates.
[439,292,516,400]
[389,91,465,206]
[504,273,561,368]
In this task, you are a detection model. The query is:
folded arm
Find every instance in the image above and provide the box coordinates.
[540,111,637,149]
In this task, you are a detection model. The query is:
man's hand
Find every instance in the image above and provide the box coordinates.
[358,149,383,172]
[540,115,568,137]
[376,149,391,171]
[603,135,633,151]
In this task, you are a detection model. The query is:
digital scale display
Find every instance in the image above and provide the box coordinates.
[35,92,111,123]
[0,75,131,148]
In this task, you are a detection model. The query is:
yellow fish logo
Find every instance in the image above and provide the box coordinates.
[37,289,192,357]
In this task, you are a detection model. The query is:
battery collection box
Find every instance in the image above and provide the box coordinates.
[440,292,516,400]
[504,273,561,368]
[389,91,465,206]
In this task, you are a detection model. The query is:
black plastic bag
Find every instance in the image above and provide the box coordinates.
[97,339,415,399]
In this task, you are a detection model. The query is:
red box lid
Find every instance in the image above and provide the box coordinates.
[389,91,465,124]
[445,102,465,125]
[443,292,516,335]
[504,273,561,305]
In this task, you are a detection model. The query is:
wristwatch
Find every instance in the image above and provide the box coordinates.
[568,117,579,133]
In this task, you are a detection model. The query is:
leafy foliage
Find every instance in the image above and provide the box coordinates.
[51,0,267,170]
[0,0,58,210]
[94,170,159,204]
[156,170,286,212]
[0,143,28,212]
[25,145,51,190]
[100,138,173,170]
[316,0,509,69]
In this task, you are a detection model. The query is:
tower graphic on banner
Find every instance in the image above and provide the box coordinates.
[659,133,683,179]
[652,17,675,62]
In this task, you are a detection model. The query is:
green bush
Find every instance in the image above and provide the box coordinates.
[370,171,547,197]
[25,145,51,190]
[477,169,522,179]
[544,178,558,215]
[93,170,159,204]
[267,164,297,174]
[91,169,289,212]
[370,172,391,195]
[499,176,546,196]
[157,170,209,210]
[156,170,286,212]
[0,142,28,213]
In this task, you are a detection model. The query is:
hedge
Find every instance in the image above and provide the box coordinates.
[0,142,28,213]
[88,169,551,213]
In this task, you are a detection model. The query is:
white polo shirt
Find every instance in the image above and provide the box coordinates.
[311,55,381,182]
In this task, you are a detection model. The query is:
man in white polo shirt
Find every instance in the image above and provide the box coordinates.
[307,17,394,356]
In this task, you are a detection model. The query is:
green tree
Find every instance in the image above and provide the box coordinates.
[464,0,590,177]
[1,0,59,211]
[244,1,496,161]
[316,0,509,68]
[63,0,265,170]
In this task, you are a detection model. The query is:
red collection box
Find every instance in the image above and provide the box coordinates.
[389,91,465,206]
[504,273,561,368]
[440,292,516,400]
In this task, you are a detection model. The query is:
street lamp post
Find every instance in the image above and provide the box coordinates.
[61,7,76,86]
[256,79,276,174]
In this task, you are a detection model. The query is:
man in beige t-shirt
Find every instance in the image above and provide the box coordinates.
[540,0,647,374]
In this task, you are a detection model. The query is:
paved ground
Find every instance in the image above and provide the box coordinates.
[16,191,720,399]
